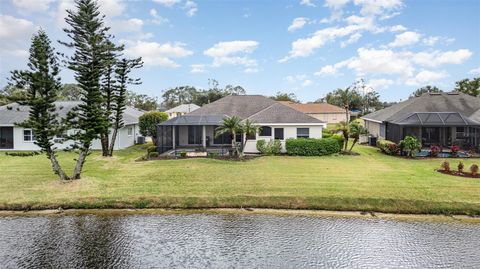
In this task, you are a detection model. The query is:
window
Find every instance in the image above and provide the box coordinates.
[188,126,202,144]
[247,132,256,140]
[23,129,35,142]
[297,128,309,138]
[456,127,465,138]
[213,126,231,144]
[127,127,133,136]
[259,126,272,136]
[274,128,284,140]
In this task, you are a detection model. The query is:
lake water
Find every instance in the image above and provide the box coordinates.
[1,213,479,268]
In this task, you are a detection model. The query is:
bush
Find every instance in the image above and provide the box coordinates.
[430,145,441,157]
[441,161,450,172]
[147,146,157,153]
[285,138,341,156]
[256,139,267,154]
[400,136,421,158]
[450,145,460,157]
[180,152,187,158]
[458,162,464,173]
[208,152,220,158]
[5,151,41,157]
[377,140,398,155]
[148,152,159,158]
[331,134,344,149]
[322,130,332,139]
[470,164,479,176]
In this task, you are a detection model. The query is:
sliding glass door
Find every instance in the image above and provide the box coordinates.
[0,127,14,149]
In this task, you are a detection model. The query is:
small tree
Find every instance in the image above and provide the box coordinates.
[241,119,260,156]
[333,121,350,151]
[215,116,243,157]
[10,30,69,180]
[139,111,168,145]
[348,122,367,152]
[400,136,421,158]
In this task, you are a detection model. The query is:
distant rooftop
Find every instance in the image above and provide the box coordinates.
[278,101,345,114]
[165,103,200,113]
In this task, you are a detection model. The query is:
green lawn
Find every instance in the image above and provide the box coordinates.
[1,144,479,215]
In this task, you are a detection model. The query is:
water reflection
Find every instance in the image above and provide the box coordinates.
[1,214,479,268]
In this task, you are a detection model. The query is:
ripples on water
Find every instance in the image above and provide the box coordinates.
[1,214,479,268]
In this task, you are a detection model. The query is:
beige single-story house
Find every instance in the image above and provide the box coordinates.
[157,95,327,154]
[165,103,200,119]
[279,101,349,124]
[0,101,144,151]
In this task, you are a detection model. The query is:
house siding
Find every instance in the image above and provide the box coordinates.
[365,120,385,139]
[307,112,348,124]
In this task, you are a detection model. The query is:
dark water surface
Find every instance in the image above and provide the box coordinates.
[1,213,479,268]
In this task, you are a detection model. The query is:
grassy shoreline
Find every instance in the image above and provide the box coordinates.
[1,144,479,215]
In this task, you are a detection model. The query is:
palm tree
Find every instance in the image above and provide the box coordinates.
[336,87,355,122]
[241,119,260,156]
[333,121,350,151]
[349,122,368,152]
[215,116,243,156]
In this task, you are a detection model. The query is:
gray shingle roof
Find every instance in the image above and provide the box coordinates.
[0,101,144,125]
[362,92,480,124]
[165,103,200,113]
[160,95,324,125]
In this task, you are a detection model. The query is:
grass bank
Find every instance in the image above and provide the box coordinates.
[0,145,479,215]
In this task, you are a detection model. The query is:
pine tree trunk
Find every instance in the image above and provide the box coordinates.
[108,128,118,156]
[46,149,69,181]
[72,149,88,180]
[100,133,109,157]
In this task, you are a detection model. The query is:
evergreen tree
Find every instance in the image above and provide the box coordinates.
[10,30,69,181]
[108,57,143,156]
[60,0,112,179]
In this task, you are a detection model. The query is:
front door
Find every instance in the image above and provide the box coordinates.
[0,127,14,149]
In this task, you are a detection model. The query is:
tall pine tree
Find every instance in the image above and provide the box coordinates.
[108,57,143,156]
[60,0,111,179]
[10,30,69,181]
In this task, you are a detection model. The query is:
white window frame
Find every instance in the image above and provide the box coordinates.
[23,128,35,142]
[296,128,310,138]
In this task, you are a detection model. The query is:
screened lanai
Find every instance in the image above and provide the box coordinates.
[386,112,480,148]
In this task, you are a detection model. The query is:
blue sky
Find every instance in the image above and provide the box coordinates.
[0,0,479,102]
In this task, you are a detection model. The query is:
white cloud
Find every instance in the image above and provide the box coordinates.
[345,48,415,77]
[153,0,181,7]
[300,0,316,7]
[353,0,403,16]
[244,68,259,73]
[366,78,394,90]
[0,15,36,39]
[124,41,193,67]
[422,36,439,46]
[285,74,312,86]
[190,64,206,73]
[12,0,54,13]
[110,18,144,33]
[341,32,362,47]
[302,79,313,86]
[149,9,169,25]
[97,0,126,19]
[314,65,338,76]
[405,70,448,86]
[324,0,350,9]
[469,67,480,75]
[412,49,473,67]
[184,1,198,17]
[204,41,259,68]
[288,17,309,32]
[389,24,407,32]
[388,31,421,47]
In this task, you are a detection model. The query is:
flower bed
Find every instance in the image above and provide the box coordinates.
[437,161,480,178]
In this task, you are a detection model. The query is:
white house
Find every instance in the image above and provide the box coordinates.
[0,101,144,151]
[165,103,200,119]
[156,95,327,154]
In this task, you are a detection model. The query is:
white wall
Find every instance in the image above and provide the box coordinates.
[243,125,324,153]
[308,113,348,124]
[2,124,139,151]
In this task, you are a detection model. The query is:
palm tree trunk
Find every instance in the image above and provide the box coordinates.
[108,127,118,156]
[100,133,109,157]
[72,149,88,179]
[46,148,69,181]
[349,138,358,152]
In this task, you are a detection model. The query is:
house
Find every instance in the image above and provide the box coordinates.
[157,95,327,153]
[165,103,200,119]
[362,92,480,148]
[0,101,144,151]
[279,101,349,124]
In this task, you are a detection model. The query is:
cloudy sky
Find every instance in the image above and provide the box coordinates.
[0,0,479,102]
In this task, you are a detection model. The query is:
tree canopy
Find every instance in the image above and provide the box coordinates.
[270,91,299,102]
[410,85,442,98]
[455,77,480,97]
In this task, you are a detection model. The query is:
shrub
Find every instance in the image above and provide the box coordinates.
[139,111,168,145]
[450,145,460,157]
[147,146,157,153]
[5,151,41,157]
[148,152,159,158]
[470,164,479,176]
[285,138,341,156]
[256,139,267,154]
[208,152,220,158]
[331,134,344,149]
[377,140,398,155]
[430,145,441,157]
[458,162,464,173]
[400,136,421,158]
[180,152,187,158]
[322,130,332,139]
[441,161,450,172]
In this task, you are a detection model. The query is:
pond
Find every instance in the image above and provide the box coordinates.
[1,213,479,268]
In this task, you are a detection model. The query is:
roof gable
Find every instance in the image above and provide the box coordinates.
[279,101,345,113]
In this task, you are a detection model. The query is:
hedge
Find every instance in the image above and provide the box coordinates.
[377,139,399,155]
[285,138,341,156]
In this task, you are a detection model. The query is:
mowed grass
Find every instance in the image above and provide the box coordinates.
[0,144,479,215]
